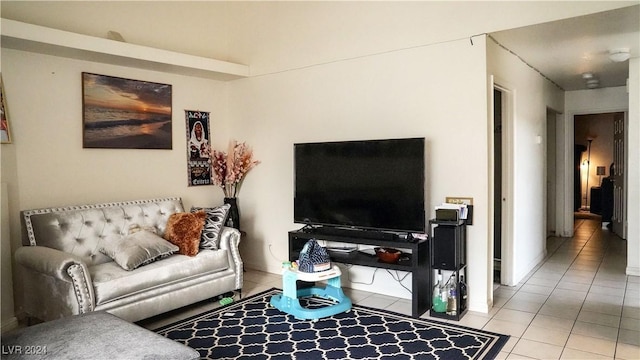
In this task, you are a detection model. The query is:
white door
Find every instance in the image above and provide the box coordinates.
[612,113,625,238]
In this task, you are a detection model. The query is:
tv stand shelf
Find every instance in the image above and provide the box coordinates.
[288,229,430,317]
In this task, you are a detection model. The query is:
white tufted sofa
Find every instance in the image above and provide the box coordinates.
[15,197,243,323]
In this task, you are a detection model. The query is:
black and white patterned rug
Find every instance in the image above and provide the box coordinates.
[154,288,508,359]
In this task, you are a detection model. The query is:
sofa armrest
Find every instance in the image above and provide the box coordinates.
[15,246,95,320]
[218,227,243,290]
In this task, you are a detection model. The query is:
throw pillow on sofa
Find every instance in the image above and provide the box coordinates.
[164,210,207,256]
[190,204,230,250]
[99,230,179,271]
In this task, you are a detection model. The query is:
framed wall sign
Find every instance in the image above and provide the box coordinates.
[82,72,172,149]
[185,110,212,186]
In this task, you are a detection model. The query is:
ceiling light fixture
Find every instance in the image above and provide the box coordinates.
[609,48,630,62]
[586,79,600,89]
[582,72,599,89]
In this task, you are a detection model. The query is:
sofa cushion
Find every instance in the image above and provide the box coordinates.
[191,204,230,250]
[163,211,206,256]
[99,230,178,271]
[89,249,230,306]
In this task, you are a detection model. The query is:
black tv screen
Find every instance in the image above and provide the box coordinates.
[294,138,425,233]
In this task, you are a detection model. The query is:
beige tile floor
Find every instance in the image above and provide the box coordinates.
[141,218,639,360]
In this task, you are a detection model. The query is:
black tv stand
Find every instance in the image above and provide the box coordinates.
[289,228,430,317]
[303,226,399,241]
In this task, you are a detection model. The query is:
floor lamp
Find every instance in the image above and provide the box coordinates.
[583,139,593,210]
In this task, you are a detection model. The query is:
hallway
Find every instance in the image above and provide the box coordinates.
[486,218,639,359]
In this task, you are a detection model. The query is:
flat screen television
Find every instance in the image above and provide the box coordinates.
[294,137,425,234]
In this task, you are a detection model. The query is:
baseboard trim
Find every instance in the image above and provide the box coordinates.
[626,266,640,276]
[1,316,19,334]
[469,299,490,314]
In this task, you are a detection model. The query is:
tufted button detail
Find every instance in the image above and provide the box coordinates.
[105,218,112,223]
[84,221,92,226]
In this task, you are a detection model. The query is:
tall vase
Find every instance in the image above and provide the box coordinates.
[224,197,240,230]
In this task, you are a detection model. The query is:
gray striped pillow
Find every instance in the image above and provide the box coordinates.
[191,204,230,250]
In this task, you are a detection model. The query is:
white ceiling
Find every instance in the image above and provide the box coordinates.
[490,5,639,91]
[1,3,638,91]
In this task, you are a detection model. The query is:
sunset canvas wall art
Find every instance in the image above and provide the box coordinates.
[1,75,11,144]
[82,73,172,149]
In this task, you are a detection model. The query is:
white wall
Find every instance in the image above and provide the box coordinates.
[227,37,492,311]
[1,48,232,315]
[1,182,16,332]
[547,108,558,235]
[0,52,19,332]
[626,58,639,276]
[487,37,565,286]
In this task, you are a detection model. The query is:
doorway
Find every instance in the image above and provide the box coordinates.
[546,108,559,237]
[573,112,626,239]
[492,81,514,288]
[493,88,503,284]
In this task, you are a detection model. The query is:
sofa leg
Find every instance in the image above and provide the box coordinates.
[214,291,236,302]
[24,316,41,327]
